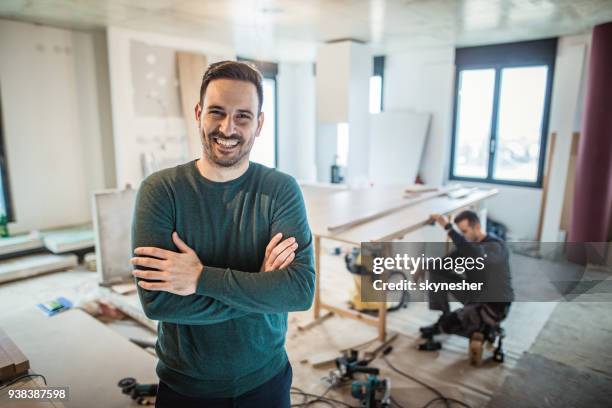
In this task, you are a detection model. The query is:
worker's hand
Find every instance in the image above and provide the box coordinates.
[260,233,298,272]
[131,232,203,296]
[429,213,449,228]
[413,268,425,284]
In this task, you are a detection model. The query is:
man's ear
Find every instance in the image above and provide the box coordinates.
[195,102,202,123]
[256,111,265,137]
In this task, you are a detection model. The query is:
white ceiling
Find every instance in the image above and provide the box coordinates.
[1,0,611,61]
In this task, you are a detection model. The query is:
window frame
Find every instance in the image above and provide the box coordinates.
[449,38,557,188]
[372,55,385,112]
[0,83,14,222]
[236,57,279,168]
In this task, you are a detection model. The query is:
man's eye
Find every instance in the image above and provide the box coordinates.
[236,114,251,120]
[209,111,224,117]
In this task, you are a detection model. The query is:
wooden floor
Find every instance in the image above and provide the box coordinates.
[0,243,604,407]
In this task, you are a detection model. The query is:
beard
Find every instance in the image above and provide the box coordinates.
[201,128,255,168]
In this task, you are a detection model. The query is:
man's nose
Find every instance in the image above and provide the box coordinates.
[219,115,235,136]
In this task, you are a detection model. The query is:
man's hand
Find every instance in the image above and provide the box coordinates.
[260,233,298,272]
[429,213,450,228]
[131,232,203,296]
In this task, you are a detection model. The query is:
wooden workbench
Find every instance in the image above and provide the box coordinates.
[301,184,498,341]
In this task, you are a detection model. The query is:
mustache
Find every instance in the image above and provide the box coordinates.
[208,130,242,141]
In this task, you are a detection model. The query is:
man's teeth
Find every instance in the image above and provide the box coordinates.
[216,138,239,147]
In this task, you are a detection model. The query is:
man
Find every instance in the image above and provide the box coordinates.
[419,210,514,344]
[130,61,315,407]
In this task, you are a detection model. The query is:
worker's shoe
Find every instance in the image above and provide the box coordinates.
[419,322,441,338]
[469,332,485,366]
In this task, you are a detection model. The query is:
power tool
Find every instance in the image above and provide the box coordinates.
[330,349,391,408]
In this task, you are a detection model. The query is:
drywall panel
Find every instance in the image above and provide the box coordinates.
[369,110,431,186]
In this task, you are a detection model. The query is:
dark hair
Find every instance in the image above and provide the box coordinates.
[454,210,480,226]
[199,60,263,113]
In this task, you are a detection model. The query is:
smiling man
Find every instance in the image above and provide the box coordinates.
[130,61,315,408]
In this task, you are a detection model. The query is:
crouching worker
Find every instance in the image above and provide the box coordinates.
[417,210,514,364]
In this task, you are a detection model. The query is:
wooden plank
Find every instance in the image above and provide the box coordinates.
[313,236,321,319]
[320,302,380,326]
[537,132,557,241]
[0,335,29,376]
[177,51,208,160]
[331,188,498,244]
[297,311,332,331]
[0,344,15,381]
[0,234,44,257]
[560,132,580,232]
[0,254,78,284]
[325,185,460,234]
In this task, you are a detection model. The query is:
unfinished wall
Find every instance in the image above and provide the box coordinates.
[0,19,113,234]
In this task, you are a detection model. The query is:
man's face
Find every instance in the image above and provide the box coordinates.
[456,220,480,242]
[195,79,263,167]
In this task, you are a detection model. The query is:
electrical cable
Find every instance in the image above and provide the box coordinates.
[0,373,48,390]
[290,386,357,408]
[381,347,471,408]
[421,396,472,408]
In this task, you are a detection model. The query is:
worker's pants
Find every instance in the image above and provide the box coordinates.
[427,268,509,337]
[427,266,475,314]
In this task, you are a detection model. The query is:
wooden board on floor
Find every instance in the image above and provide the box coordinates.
[0,254,78,284]
[1,309,157,408]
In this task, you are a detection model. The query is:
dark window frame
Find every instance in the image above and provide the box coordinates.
[449,38,557,188]
[0,83,14,222]
[237,57,279,168]
[373,55,385,112]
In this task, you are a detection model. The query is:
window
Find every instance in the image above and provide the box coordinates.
[237,58,278,168]
[450,39,557,187]
[370,56,385,114]
[0,85,13,222]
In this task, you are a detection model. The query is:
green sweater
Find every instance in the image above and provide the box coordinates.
[131,160,315,398]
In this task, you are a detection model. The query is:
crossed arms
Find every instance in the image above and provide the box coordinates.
[131,179,315,325]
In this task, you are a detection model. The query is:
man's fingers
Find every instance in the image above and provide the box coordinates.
[271,242,298,270]
[132,269,171,281]
[138,280,171,291]
[134,247,174,259]
[172,232,192,254]
[131,256,165,270]
[278,252,296,270]
[265,233,283,257]
[270,237,296,258]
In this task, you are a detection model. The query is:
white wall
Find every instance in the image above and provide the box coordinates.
[276,62,316,181]
[384,46,455,187]
[106,26,235,187]
[0,19,113,234]
[540,34,589,242]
